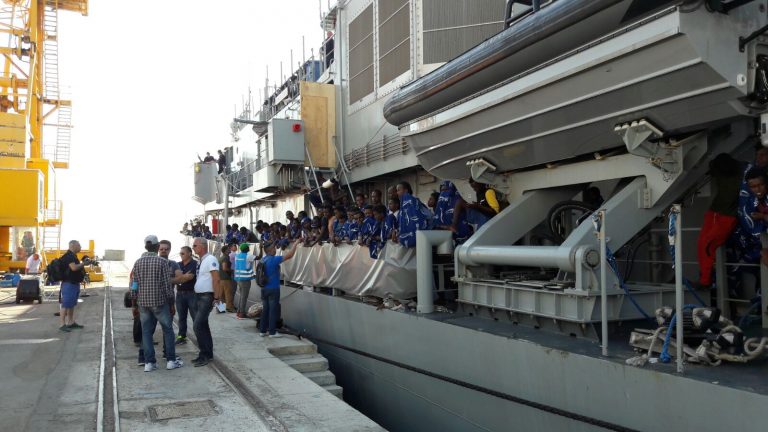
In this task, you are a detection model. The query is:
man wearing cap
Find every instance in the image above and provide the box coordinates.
[259,239,300,337]
[132,235,183,372]
[191,237,220,367]
[234,243,259,319]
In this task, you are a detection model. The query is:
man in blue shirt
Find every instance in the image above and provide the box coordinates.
[259,239,300,337]
[175,246,197,344]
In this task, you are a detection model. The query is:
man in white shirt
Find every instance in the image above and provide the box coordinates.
[191,237,220,367]
[26,253,41,274]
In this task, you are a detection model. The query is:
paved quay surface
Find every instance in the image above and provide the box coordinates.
[0,263,384,431]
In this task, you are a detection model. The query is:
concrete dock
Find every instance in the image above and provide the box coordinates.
[0,263,384,431]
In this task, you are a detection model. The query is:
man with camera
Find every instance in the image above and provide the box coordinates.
[59,240,89,332]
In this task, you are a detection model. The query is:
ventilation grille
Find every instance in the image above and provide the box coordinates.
[349,4,374,103]
[422,0,505,64]
[378,0,410,86]
[344,135,409,170]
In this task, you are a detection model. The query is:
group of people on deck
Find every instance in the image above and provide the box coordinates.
[244,179,504,259]
[696,142,768,301]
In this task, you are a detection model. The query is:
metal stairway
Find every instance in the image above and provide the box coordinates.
[42,5,59,101]
[41,200,62,259]
[268,340,343,398]
[42,3,72,167]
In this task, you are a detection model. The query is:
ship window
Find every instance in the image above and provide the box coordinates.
[378,0,410,86]
[422,0,506,64]
[349,4,375,103]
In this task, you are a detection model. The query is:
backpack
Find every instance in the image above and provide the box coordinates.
[493,189,510,212]
[255,259,268,288]
[46,258,66,283]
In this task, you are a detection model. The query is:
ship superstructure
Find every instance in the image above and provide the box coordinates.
[191,1,768,430]
[0,0,88,272]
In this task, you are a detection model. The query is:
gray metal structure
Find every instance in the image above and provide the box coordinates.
[393,2,767,179]
[198,0,768,430]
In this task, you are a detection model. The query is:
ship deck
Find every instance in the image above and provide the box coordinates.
[420,308,768,396]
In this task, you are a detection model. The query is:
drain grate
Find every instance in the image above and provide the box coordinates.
[147,400,219,422]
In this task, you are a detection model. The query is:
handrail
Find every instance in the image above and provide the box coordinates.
[504,0,544,28]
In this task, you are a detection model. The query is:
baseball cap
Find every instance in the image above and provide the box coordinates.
[239,243,249,252]
[144,235,159,245]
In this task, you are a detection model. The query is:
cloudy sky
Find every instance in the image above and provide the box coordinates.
[55,0,326,260]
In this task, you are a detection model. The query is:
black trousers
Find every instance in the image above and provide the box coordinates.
[133,314,142,344]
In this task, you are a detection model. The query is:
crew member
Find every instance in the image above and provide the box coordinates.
[192,237,220,366]
[234,243,258,319]
[175,246,197,345]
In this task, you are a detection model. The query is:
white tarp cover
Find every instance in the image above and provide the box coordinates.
[280,243,417,299]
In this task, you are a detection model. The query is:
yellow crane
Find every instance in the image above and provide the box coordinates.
[0,0,87,272]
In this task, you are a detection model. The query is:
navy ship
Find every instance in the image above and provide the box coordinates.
[191,1,768,430]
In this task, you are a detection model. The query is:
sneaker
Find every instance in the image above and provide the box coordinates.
[236,313,246,320]
[68,323,84,329]
[54,312,61,316]
[175,335,187,345]
[166,358,184,370]
[258,332,267,337]
[193,357,209,367]
[143,362,158,372]
[268,333,282,338]
[59,325,71,333]
[137,359,145,366]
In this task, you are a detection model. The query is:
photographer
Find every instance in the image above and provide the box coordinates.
[59,240,88,332]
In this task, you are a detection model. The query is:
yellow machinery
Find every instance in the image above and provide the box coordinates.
[0,1,87,272]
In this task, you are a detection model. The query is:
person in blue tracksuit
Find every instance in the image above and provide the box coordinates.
[434,180,473,243]
[395,181,430,248]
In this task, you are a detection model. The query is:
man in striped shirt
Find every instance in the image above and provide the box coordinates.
[132,235,183,372]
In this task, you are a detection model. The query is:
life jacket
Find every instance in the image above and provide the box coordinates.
[233,252,254,281]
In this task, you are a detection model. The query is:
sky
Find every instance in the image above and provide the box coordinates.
[54,0,328,261]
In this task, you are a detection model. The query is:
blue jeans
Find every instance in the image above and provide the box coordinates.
[259,289,280,335]
[193,293,214,360]
[139,304,175,364]
[175,290,197,337]
[466,208,491,229]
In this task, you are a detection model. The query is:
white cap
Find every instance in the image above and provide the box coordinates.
[144,235,159,245]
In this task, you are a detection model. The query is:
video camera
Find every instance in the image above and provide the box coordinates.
[81,255,99,266]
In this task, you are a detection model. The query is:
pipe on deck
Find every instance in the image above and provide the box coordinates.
[416,230,453,314]
[458,245,573,270]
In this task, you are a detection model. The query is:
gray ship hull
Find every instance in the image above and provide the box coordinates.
[280,287,768,432]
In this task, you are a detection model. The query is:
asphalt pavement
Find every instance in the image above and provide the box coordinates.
[0,264,383,432]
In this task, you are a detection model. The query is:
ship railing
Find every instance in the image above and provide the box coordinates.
[260,50,326,123]
[224,158,263,195]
